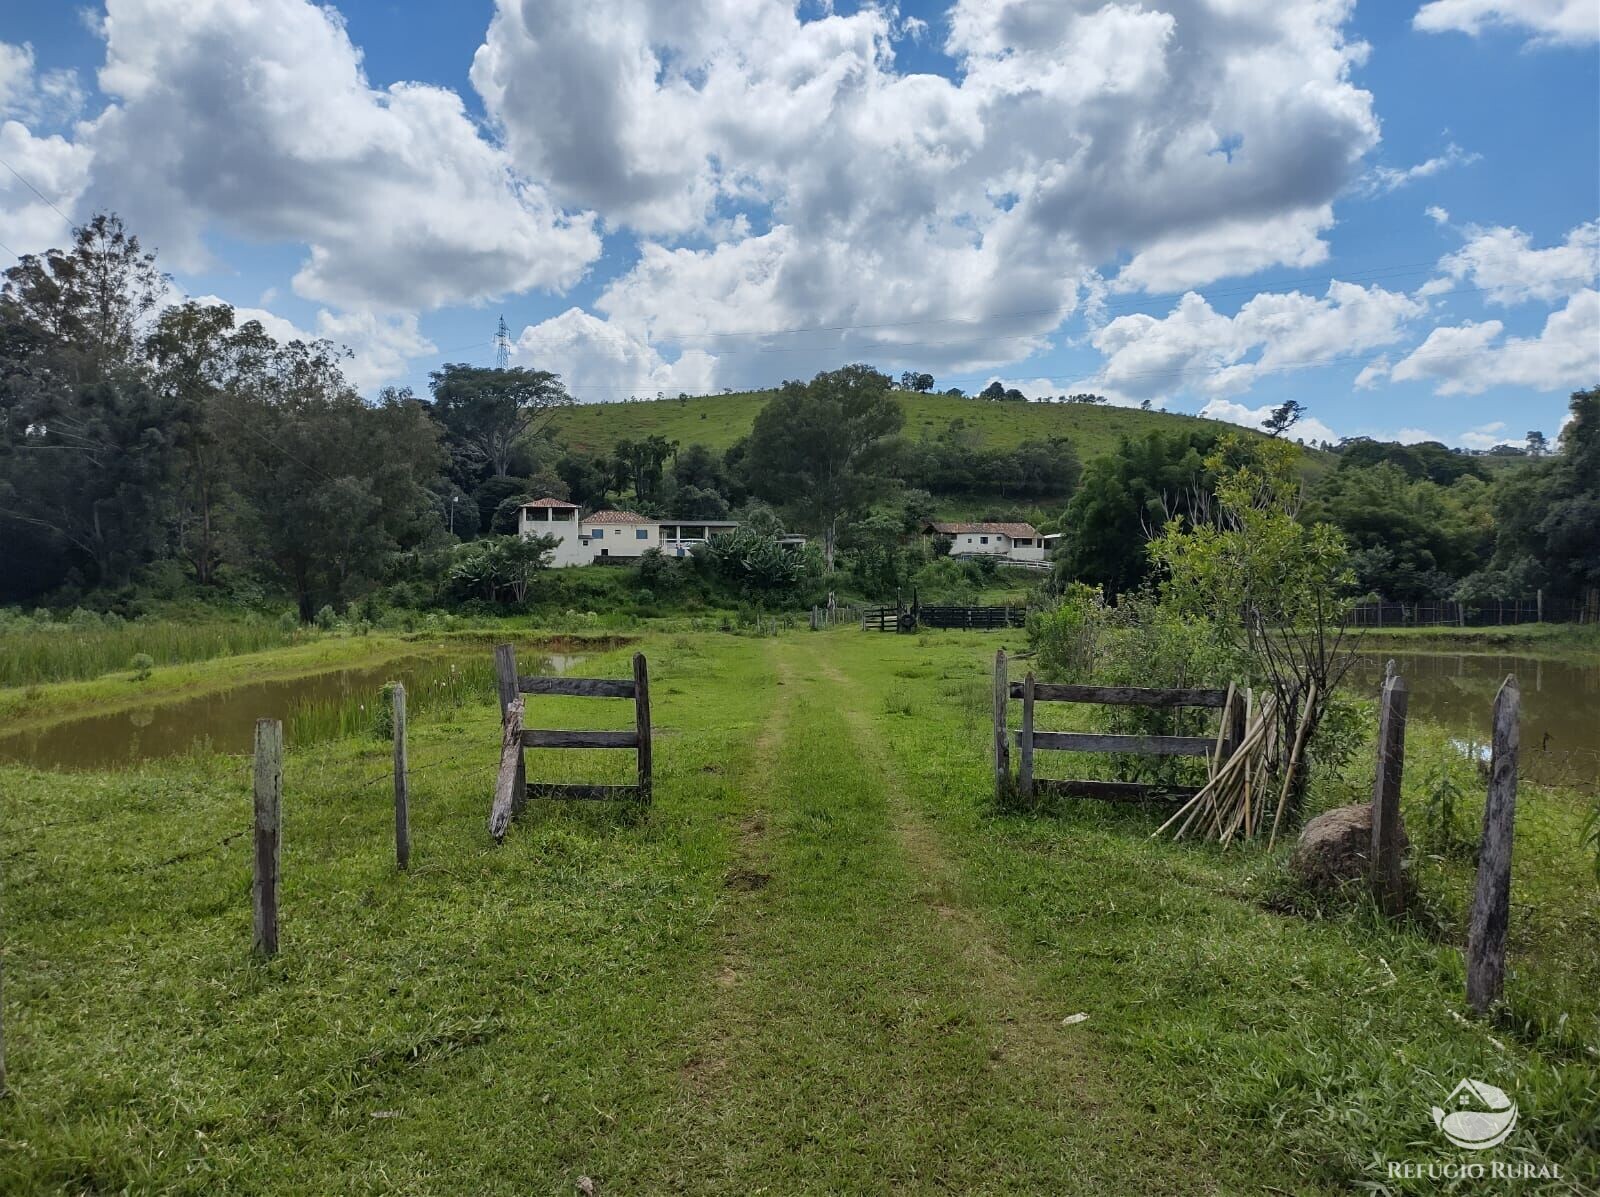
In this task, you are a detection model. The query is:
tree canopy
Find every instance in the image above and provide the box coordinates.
[745,365,904,566]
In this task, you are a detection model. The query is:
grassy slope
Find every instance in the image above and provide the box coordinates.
[1,631,1593,1192]
[550,389,1250,459]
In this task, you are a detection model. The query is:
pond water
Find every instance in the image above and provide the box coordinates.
[0,649,585,772]
[1348,651,1600,787]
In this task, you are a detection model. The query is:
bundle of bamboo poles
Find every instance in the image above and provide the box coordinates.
[1152,682,1317,849]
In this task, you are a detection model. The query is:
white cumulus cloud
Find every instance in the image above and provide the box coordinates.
[473,0,1380,393]
[1074,280,1424,403]
[83,0,600,311]
[1428,219,1599,305]
[515,308,718,403]
[1384,289,1600,394]
[1414,0,1600,45]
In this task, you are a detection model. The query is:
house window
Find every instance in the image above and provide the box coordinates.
[980,535,989,544]
[592,527,603,538]
[636,528,648,540]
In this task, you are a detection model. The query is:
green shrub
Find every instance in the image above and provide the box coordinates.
[314,604,338,630]
[129,653,154,681]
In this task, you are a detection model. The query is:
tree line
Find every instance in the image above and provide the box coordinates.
[4,214,1590,618]
[1053,395,1599,606]
[0,216,1083,615]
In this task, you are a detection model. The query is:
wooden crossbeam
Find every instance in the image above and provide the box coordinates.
[1032,779,1199,802]
[1007,682,1227,707]
[518,676,636,698]
[521,729,638,749]
[1021,730,1215,757]
[527,782,640,801]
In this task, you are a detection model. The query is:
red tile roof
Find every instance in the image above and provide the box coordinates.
[583,510,654,525]
[926,520,1039,538]
[520,497,578,508]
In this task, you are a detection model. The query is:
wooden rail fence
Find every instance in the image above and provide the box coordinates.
[490,644,652,841]
[863,604,1026,632]
[993,649,1233,802]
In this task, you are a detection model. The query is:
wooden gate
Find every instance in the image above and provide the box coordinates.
[992,649,1235,802]
[490,643,652,841]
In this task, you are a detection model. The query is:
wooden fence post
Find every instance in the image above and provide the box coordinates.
[1018,672,1036,800]
[1225,686,1247,762]
[0,898,7,1098]
[1467,676,1520,1015]
[392,683,410,871]
[634,652,653,804]
[992,649,1010,803]
[252,719,283,957]
[1370,672,1408,918]
[493,644,525,818]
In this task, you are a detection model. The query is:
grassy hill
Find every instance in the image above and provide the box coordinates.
[550,389,1261,462]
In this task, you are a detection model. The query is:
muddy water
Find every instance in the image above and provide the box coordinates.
[0,650,585,771]
[1349,651,1600,787]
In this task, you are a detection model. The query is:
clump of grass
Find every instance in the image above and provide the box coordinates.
[287,657,500,747]
[881,687,917,717]
[0,614,299,687]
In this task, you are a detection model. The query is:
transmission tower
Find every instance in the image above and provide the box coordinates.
[494,315,511,370]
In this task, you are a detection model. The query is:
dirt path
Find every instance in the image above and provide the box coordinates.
[648,636,1216,1194]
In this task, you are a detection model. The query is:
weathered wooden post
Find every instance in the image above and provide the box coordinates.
[392,683,410,871]
[634,652,653,804]
[1467,676,1520,1015]
[992,649,1010,803]
[252,719,283,956]
[1225,685,1247,762]
[0,908,7,1098]
[1536,588,1544,623]
[1018,672,1036,801]
[1370,671,1408,917]
[493,644,525,818]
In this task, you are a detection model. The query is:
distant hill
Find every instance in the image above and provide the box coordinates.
[549,389,1277,462]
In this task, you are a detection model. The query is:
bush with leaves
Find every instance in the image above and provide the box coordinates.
[447,533,558,604]
[1148,434,1358,820]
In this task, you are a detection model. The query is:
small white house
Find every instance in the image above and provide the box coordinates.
[580,510,660,559]
[517,498,587,567]
[924,520,1053,564]
[518,498,780,566]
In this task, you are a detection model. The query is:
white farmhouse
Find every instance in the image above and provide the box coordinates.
[581,510,660,559]
[924,520,1058,565]
[518,498,779,566]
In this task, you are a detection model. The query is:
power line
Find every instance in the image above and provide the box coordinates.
[0,153,73,225]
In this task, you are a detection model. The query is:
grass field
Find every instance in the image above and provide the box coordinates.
[1,630,1594,1192]
[549,389,1252,459]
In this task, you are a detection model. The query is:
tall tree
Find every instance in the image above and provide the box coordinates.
[1056,430,1220,594]
[428,364,570,479]
[233,344,448,619]
[0,214,179,588]
[746,365,904,567]
[1261,400,1306,438]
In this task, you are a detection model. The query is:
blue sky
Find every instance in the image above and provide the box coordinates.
[1,0,1596,448]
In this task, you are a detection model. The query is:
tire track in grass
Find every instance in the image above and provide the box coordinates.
[679,641,792,1096]
[646,635,1218,1194]
[807,641,1226,1195]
